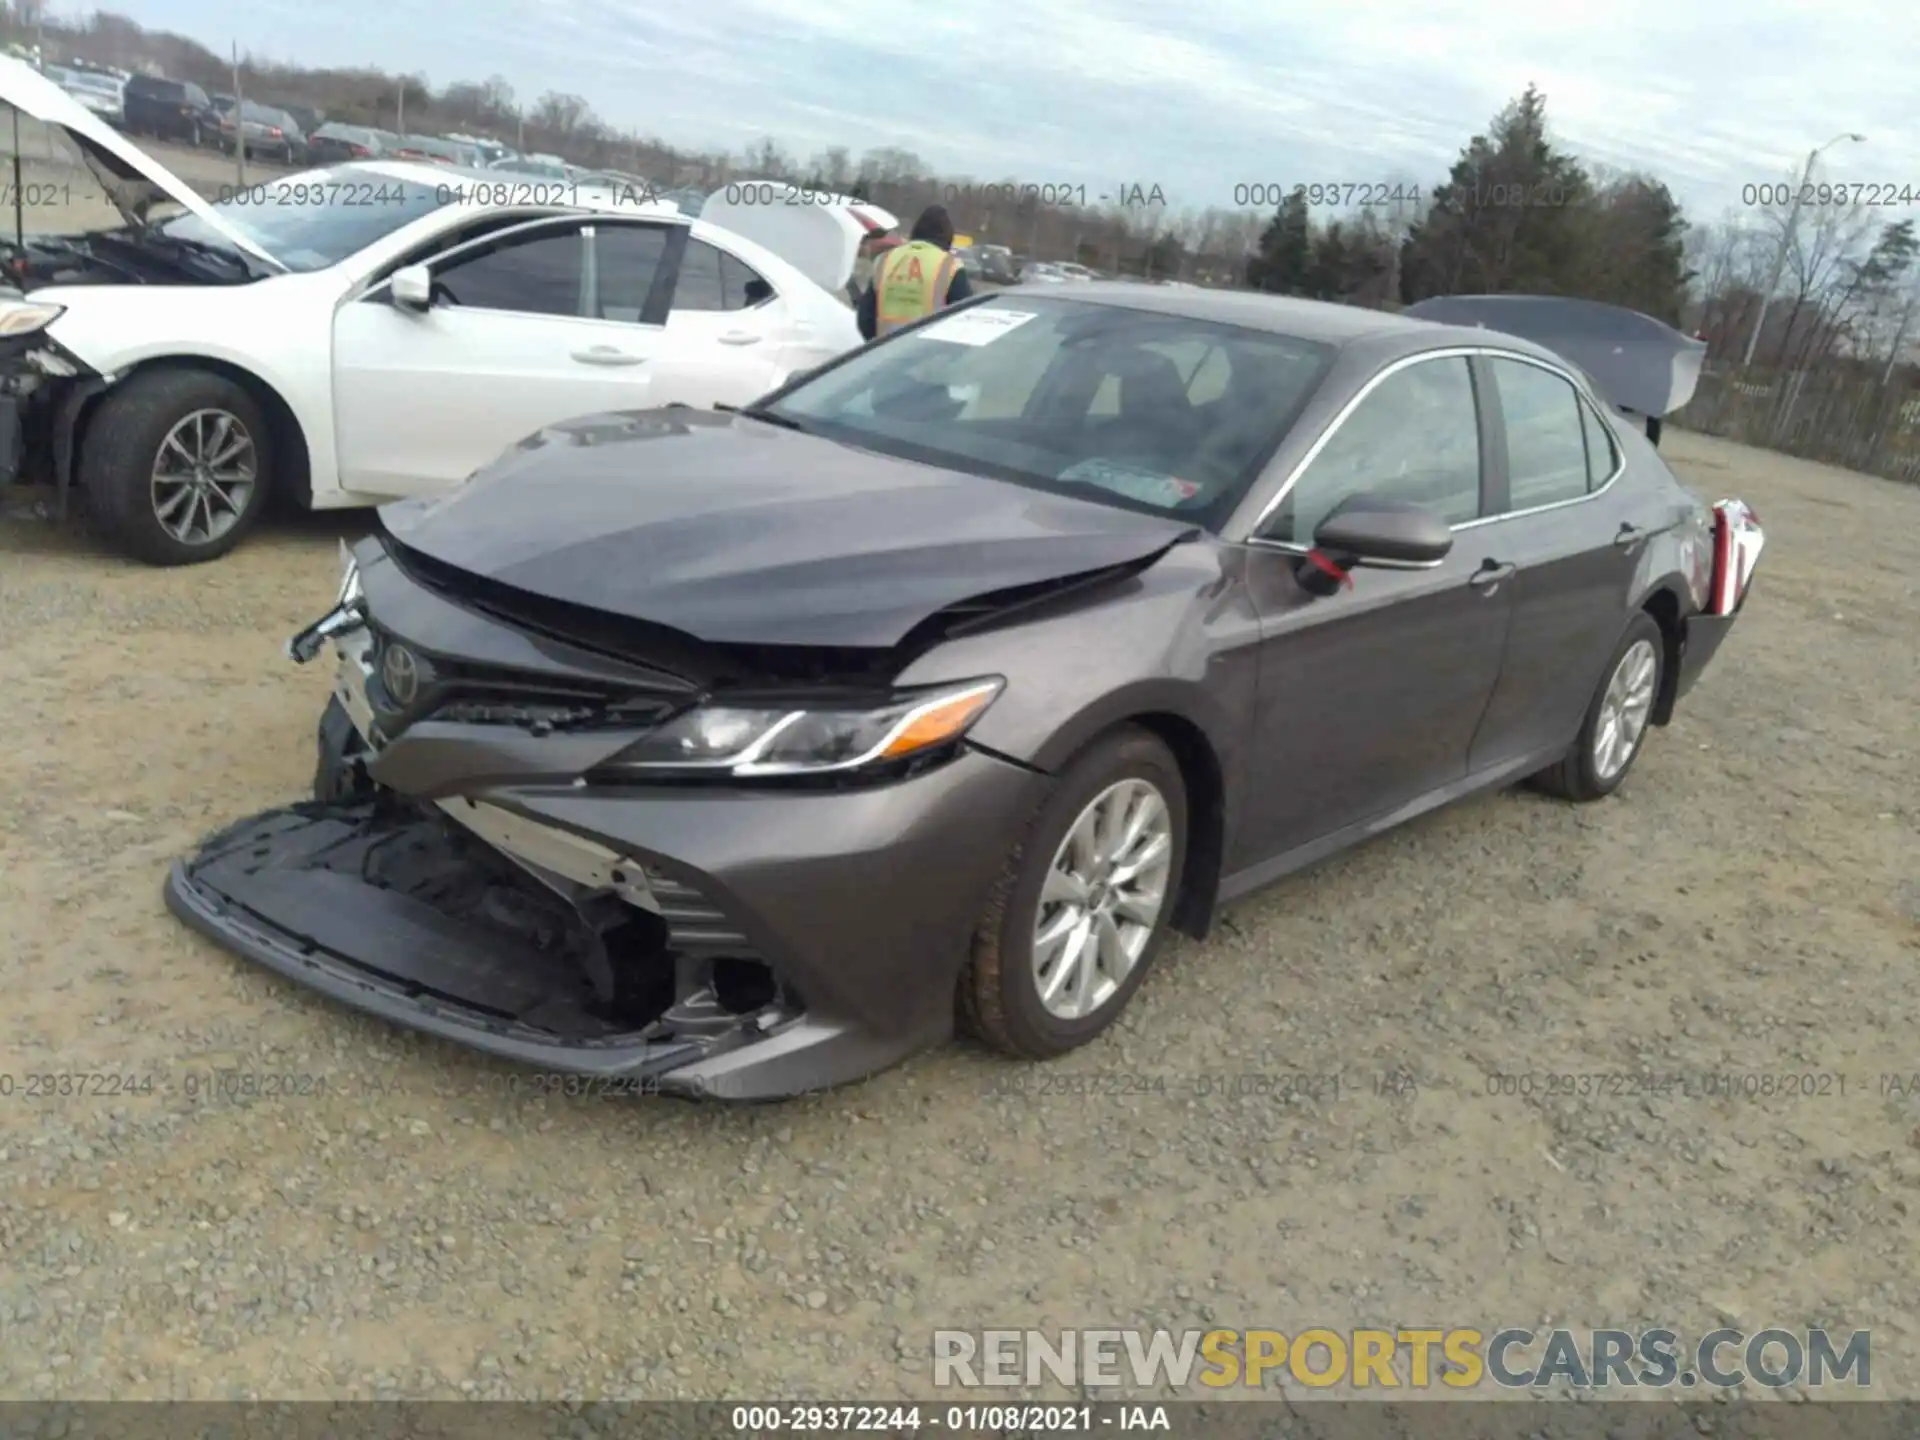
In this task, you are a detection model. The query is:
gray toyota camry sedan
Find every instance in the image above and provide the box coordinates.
[166,286,1763,1100]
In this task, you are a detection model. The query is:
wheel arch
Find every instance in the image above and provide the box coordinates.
[1636,578,1688,726]
[1066,710,1228,943]
[71,355,313,511]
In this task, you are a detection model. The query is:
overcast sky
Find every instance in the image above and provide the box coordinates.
[131,0,1913,223]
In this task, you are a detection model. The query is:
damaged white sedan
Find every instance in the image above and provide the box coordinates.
[0,57,887,564]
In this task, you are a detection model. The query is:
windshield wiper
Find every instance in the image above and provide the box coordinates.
[142,231,260,277]
[736,406,808,433]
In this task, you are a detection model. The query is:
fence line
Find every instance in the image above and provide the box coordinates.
[1676,362,1920,484]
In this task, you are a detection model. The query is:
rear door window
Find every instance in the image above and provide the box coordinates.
[1488,357,1592,511]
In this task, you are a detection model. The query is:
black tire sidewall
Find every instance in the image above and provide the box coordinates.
[1569,613,1665,798]
[83,371,273,566]
[990,729,1187,1055]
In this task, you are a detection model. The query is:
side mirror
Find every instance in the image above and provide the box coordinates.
[1311,492,1454,567]
[390,263,433,310]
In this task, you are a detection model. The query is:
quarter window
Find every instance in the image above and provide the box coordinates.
[433,226,583,317]
[1489,357,1590,511]
[1579,399,1620,491]
[1261,356,1483,545]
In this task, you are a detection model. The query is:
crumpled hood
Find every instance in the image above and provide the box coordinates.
[378,409,1198,650]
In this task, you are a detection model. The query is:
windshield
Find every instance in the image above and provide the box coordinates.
[158,173,449,272]
[762,295,1334,528]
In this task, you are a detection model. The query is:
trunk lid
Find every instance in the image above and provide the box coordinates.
[698,182,898,297]
[0,55,284,272]
[1402,294,1704,417]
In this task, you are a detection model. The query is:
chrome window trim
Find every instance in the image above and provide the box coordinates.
[1244,344,1626,541]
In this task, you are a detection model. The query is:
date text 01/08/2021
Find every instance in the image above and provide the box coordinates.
[727,1404,1170,1433]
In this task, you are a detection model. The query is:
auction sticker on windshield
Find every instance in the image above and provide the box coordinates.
[919,309,1039,345]
[1060,458,1201,507]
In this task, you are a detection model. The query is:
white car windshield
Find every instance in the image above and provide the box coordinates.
[157,174,449,273]
[761,295,1334,529]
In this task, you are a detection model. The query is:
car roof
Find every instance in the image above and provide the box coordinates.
[1027,284,1575,364]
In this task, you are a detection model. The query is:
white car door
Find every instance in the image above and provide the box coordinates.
[646,235,795,407]
[331,217,676,497]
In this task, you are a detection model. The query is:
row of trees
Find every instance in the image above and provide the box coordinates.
[5,4,1918,380]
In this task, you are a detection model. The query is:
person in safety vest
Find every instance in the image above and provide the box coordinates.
[857,204,973,341]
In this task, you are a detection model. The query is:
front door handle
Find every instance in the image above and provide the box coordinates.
[1614,523,1649,548]
[571,346,647,366]
[1469,560,1516,591]
[718,331,762,346]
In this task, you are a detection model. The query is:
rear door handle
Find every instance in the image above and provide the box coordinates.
[718,331,762,346]
[1614,523,1649,548]
[571,347,647,366]
[1469,561,1516,591]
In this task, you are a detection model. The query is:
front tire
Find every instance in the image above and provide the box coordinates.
[1530,612,1664,802]
[81,369,272,566]
[959,726,1187,1059]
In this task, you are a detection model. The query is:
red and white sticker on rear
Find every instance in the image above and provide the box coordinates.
[1708,498,1764,616]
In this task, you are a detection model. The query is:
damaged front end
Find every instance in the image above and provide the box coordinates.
[0,318,104,507]
[166,531,1070,1098]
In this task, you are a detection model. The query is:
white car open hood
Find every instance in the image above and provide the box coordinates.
[698,181,898,295]
[0,56,284,272]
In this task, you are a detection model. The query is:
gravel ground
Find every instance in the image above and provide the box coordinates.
[1,409,1918,1399]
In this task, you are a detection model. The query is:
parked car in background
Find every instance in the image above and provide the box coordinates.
[45,65,123,125]
[121,73,219,144]
[216,101,306,164]
[281,103,324,138]
[306,122,393,164]
[1056,262,1099,281]
[0,57,882,565]
[164,286,1763,1099]
[443,133,512,167]
[971,243,1020,283]
[490,153,573,180]
[387,134,477,166]
[1023,261,1068,283]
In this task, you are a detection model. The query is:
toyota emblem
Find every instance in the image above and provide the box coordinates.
[380,643,421,708]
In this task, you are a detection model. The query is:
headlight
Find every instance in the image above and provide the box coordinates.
[605,678,1002,778]
[0,301,64,337]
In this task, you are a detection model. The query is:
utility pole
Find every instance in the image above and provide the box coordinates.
[516,110,525,153]
[396,81,405,136]
[231,41,245,189]
[1742,133,1866,367]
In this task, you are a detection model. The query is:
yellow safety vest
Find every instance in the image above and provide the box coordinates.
[873,240,960,336]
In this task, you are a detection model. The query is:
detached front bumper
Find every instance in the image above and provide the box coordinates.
[166,627,1050,1098]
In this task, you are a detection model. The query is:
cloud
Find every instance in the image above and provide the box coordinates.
[146,0,1913,221]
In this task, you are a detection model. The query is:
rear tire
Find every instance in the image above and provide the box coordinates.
[958,726,1187,1060]
[81,369,272,566]
[1530,612,1665,802]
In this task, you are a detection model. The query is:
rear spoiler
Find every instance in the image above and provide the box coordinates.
[1403,295,1704,443]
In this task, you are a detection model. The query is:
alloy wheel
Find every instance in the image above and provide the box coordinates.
[151,408,257,548]
[1031,778,1174,1021]
[1593,637,1658,781]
